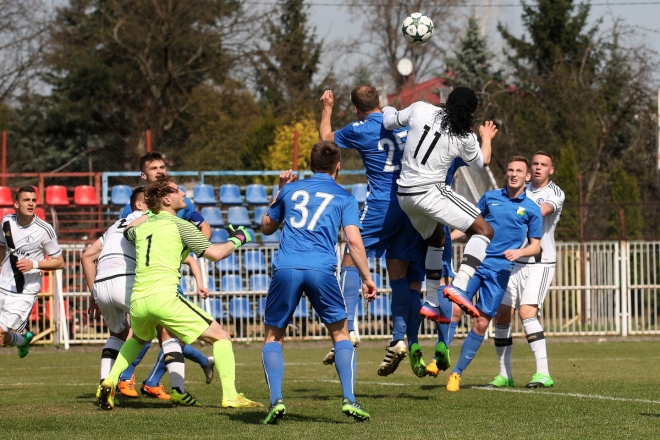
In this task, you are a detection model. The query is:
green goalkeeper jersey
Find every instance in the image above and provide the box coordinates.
[125,211,212,301]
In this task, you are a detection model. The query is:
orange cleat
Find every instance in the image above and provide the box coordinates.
[140,383,171,400]
[117,374,138,398]
[443,285,480,318]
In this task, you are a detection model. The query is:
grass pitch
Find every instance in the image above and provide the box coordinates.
[0,337,657,439]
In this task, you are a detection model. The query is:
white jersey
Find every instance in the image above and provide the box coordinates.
[518,181,564,264]
[0,214,62,295]
[383,101,483,191]
[95,211,143,281]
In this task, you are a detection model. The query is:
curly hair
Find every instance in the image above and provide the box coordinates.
[144,176,178,213]
[438,87,479,139]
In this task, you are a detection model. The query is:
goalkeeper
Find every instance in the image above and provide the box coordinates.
[97,177,262,410]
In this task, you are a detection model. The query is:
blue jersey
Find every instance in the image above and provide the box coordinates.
[334,112,407,204]
[268,173,361,275]
[120,196,204,226]
[477,188,542,272]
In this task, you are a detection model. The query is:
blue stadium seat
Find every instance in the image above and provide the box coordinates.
[227,206,251,227]
[369,295,390,318]
[207,298,225,320]
[253,206,269,225]
[216,253,240,273]
[179,185,187,194]
[372,273,382,289]
[262,229,281,245]
[352,183,368,204]
[111,185,132,206]
[246,184,269,205]
[249,274,270,291]
[179,275,194,293]
[243,249,267,272]
[293,299,309,319]
[193,184,217,205]
[271,185,279,200]
[228,297,253,319]
[207,276,216,291]
[243,228,259,247]
[219,184,243,205]
[221,274,244,292]
[200,206,224,227]
[257,296,268,318]
[210,228,229,243]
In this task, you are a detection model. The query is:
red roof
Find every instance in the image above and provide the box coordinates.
[387,77,451,108]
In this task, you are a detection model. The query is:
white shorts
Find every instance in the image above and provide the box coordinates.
[398,184,480,239]
[502,263,555,310]
[93,275,134,333]
[0,292,36,332]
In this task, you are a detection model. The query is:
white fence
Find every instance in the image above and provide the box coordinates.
[50,241,660,346]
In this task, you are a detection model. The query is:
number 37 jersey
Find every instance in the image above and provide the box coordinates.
[268,173,362,275]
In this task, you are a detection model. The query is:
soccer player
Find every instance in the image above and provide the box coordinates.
[443,156,542,392]
[96,177,261,410]
[260,141,378,424]
[319,86,428,377]
[383,86,497,366]
[488,151,565,389]
[0,186,64,357]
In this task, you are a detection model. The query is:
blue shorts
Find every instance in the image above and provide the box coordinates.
[465,267,512,317]
[264,269,347,328]
[355,202,421,261]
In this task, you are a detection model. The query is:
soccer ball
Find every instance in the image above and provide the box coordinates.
[402,13,434,44]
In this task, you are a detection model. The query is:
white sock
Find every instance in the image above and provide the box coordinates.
[523,317,549,375]
[453,235,490,291]
[424,246,444,306]
[162,339,186,393]
[9,333,24,347]
[494,324,513,379]
[100,336,124,380]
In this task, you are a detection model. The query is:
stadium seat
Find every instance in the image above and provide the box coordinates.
[179,185,187,194]
[243,228,258,247]
[246,184,269,205]
[228,297,253,319]
[216,253,240,273]
[193,184,217,205]
[74,185,99,206]
[227,206,251,227]
[249,274,270,291]
[221,274,244,292]
[253,206,269,225]
[352,183,368,204]
[271,185,279,200]
[219,184,242,205]
[369,295,390,318]
[31,186,42,205]
[243,249,267,273]
[45,185,70,206]
[261,229,281,245]
[0,186,12,206]
[257,296,268,318]
[207,275,215,291]
[110,185,132,206]
[372,273,382,289]
[207,297,225,320]
[179,275,195,293]
[210,228,229,243]
[0,207,15,218]
[200,206,224,227]
[35,208,45,220]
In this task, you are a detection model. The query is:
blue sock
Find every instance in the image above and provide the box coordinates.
[143,349,167,387]
[407,289,422,346]
[340,266,360,332]
[262,342,284,405]
[390,277,410,341]
[447,321,459,347]
[436,291,453,345]
[334,339,356,401]
[182,344,208,366]
[119,341,151,381]
[453,330,485,375]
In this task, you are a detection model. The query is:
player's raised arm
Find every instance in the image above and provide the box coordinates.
[477,121,497,166]
[319,90,335,142]
[382,103,417,130]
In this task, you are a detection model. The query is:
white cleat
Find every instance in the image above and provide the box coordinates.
[377,340,408,376]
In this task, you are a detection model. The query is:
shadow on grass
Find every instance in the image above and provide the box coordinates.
[641,413,660,418]
[225,410,347,425]
[77,393,171,410]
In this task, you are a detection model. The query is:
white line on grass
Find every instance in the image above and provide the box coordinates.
[289,379,407,387]
[474,387,660,404]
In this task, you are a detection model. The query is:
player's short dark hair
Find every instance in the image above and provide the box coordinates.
[139,151,164,173]
[310,141,341,174]
[144,176,178,213]
[440,87,479,138]
[14,186,36,201]
[130,186,146,211]
[351,85,380,113]
[533,150,554,165]
[508,155,530,170]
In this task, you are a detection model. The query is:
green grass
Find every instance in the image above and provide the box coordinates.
[0,338,658,439]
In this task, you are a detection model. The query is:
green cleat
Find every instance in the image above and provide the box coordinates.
[170,389,202,406]
[17,331,33,359]
[342,398,370,422]
[526,373,554,388]
[409,343,428,378]
[97,381,115,410]
[263,398,286,425]
[434,341,451,371]
[484,375,515,388]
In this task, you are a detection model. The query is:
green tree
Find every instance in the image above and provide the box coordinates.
[553,143,580,240]
[262,115,317,173]
[608,168,643,239]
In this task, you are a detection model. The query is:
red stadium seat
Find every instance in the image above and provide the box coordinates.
[0,186,12,206]
[45,185,70,206]
[74,185,99,206]
[35,208,45,220]
[32,186,42,205]
[0,207,15,218]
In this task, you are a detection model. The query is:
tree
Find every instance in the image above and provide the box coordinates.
[608,168,643,239]
[262,115,317,174]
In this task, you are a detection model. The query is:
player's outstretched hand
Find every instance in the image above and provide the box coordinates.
[227,225,252,249]
[479,120,498,140]
[320,90,334,109]
[361,279,378,302]
[279,169,298,189]
[503,248,523,262]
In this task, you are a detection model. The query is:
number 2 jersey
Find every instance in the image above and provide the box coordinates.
[267,173,361,275]
[95,211,144,282]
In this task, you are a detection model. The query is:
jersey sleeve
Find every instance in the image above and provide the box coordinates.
[333,123,360,150]
[0,218,7,246]
[476,193,489,216]
[42,225,62,258]
[124,226,137,244]
[544,185,565,214]
[527,204,543,239]
[383,102,421,130]
[267,189,285,223]
[460,133,483,168]
[340,196,362,230]
[176,220,212,258]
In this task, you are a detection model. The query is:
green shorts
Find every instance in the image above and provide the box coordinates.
[130,291,213,345]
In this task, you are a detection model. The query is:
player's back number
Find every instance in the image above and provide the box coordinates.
[290,190,335,231]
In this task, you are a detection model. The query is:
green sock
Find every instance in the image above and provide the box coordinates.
[213,339,237,399]
[104,338,144,387]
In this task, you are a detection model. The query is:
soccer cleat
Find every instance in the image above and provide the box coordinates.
[526,373,554,388]
[203,356,215,384]
[434,341,451,371]
[426,360,440,377]
[349,330,359,347]
[443,285,480,318]
[341,398,370,422]
[377,340,408,376]
[446,372,461,392]
[170,389,201,407]
[322,348,335,365]
[97,381,115,410]
[140,383,171,400]
[484,375,515,388]
[17,331,34,358]
[420,302,450,324]
[221,393,263,408]
[262,398,286,425]
[117,374,138,398]
[409,343,428,378]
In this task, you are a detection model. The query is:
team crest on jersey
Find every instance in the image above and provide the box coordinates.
[537,198,544,205]
[516,207,526,217]
[25,235,34,243]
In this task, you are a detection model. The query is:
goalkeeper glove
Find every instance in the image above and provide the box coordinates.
[227,225,252,250]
